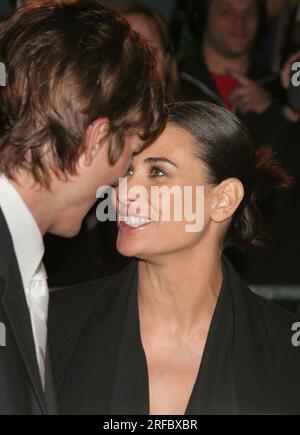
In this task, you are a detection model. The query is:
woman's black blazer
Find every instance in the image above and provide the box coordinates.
[49,258,300,415]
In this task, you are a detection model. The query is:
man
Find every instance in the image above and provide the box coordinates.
[181,0,283,145]
[0,0,165,415]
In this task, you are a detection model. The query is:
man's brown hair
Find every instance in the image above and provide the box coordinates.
[0,0,166,186]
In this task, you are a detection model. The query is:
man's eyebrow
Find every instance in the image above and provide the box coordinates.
[144,157,179,168]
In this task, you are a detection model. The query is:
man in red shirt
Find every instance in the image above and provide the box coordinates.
[181,0,275,117]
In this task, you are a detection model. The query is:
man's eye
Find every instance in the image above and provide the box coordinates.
[150,166,166,177]
[127,167,134,176]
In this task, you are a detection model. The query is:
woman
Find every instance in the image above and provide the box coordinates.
[99,2,181,276]
[49,102,300,415]
[98,2,180,277]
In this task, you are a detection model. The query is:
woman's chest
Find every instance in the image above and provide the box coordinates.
[143,334,207,415]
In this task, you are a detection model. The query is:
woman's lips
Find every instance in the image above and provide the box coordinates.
[118,215,153,233]
[119,221,152,233]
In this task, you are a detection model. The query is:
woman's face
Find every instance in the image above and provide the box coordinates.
[125,13,168,86]
[116,124,215,261]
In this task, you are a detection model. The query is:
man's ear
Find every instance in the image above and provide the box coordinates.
[84,118,110,166]
[211,178,244,224]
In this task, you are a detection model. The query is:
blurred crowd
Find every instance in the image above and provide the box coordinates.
[1,0,300,306]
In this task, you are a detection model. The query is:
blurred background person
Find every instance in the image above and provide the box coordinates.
[106,0,178,25]
[180,0,284,146]
[117,1,181,103]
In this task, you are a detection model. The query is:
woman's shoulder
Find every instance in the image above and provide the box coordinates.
[231,259,299,332]
[48,261,138,365]
[225,259,300,412]
[226,257,300,338]
[50,260,137,312]
[249,290,300,412]
[226,258,300,407]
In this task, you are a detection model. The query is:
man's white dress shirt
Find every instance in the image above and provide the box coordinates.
[0,175,48,388]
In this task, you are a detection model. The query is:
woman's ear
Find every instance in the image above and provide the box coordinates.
[210,178,244,223]
[84,118,110,166]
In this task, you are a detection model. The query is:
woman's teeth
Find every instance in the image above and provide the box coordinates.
[119,215,151,228]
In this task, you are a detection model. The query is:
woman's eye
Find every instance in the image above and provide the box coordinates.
[150,166,166,177]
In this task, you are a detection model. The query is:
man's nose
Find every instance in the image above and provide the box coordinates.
[234,14,247,28]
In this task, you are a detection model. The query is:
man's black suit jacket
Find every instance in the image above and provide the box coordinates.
[0,208,55,415]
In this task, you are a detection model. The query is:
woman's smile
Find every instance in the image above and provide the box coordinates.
[118,214,153,233]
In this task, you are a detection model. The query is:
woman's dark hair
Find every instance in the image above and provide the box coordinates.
[168,102,291,248]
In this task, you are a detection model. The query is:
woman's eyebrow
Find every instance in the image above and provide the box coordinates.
[144,157,179,168]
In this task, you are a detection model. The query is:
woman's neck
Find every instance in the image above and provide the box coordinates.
[138,245,223,335]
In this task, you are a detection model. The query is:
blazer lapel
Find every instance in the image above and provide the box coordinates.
[185,262,239,415]
[1,263,47,414]
[109,262,149,415]
[0,212,46,414]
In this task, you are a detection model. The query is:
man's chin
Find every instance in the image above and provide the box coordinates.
[226,41,253,58]
[48,222,82,238]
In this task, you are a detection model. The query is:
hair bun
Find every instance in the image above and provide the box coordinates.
[255,146,292,201]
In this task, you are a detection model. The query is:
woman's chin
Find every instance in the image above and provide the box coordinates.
[117,249,135,258]
[117,240,140,258]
